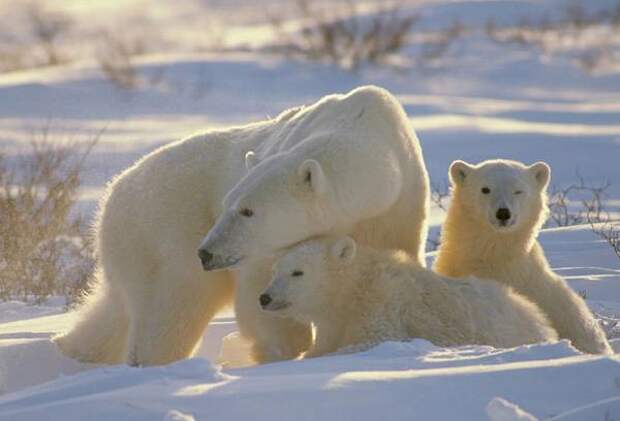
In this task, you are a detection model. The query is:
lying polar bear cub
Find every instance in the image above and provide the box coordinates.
[260,236,557,357]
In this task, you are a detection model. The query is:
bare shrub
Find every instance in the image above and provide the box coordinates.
[543,171,620,259]
[268,0,420,70]
[96,31,147,90]
[0,132,97,305]
[591,221,620,259]
[587,206,620,260]
[431,181,450,212]
[600,314,620,340]
[96,29,168,91]
[0,2,72,72]
[0,51,25,73]
[547,172,610,227]
[486,1,620,73]
[578,45,618,75]
[0,4,171,75]
[426,181,450,252]
[24,2,73,66]
[419,20,465,62]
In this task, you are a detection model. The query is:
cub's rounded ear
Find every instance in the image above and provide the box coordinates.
[529,161,551,189]
[330,236,357,264]
[297,159,327,195]
[449,160,474,186]
[245,151,258,171]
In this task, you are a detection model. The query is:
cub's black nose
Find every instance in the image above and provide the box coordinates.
[198,248,214,267]
[496,208,511,221]
[259,293,272,307]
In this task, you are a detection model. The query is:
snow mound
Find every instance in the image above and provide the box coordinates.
[0,357,226,420]
[0,298,66,324]
[164,410,196,421]
[1,340,619,421]
[486,397,537,421]
[0,338,92,395]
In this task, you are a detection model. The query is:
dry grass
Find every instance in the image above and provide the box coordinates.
[0,131,98,305]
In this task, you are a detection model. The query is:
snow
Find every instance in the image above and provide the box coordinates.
[1,0,620,419]
[0,297,66,324]
[1,226,618,420]
[486,398,537,421]
[1,338,620,420]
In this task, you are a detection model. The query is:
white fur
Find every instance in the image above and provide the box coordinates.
[435,159,612,355]
[54,86,430,365]
[262,236,557,357]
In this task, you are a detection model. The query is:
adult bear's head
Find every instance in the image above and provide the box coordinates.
[197,134,403,271]
[198,149,341,271]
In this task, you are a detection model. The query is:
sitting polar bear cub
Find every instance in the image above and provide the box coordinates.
[260,236,557,357]
[434,159,612,354]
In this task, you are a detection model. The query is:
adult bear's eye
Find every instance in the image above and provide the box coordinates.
[292,270,304,277]
[481,187,491,194]
[514,190,523,195]
[240,208,254,217]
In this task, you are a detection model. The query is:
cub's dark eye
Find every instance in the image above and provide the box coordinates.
[240,208,254,217]
[514,190,523,195]
[291,270,304,277]
[481,187,491,194]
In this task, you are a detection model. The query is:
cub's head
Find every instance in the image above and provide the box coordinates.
[198,153,340,271]
[259,236,357,320]
[448,159,550,233]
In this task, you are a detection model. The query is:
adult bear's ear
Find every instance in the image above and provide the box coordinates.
[297,159,327,195]
[449,160,474,186]
[529,161,551,189]
[245,151,258,171]
[330,236,357,264]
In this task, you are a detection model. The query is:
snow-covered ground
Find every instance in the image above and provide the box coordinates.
[1,0,620,419]
[1,225,620,420]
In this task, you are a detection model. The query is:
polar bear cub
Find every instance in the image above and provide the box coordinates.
[260,236,557,357]
[434,159,612,354]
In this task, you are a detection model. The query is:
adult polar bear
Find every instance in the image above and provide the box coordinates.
[55,85,430,366]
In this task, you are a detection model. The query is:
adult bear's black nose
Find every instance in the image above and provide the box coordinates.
[259,293,272,308]
[496,208,511,221]
[198,248,214,269]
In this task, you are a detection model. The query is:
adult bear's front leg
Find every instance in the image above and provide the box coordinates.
[235,259,312,364]
[124,259,235,366]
